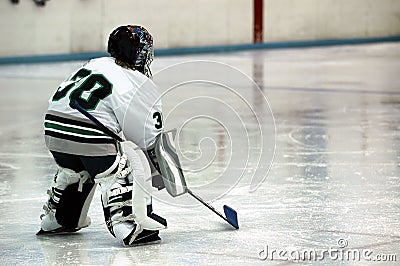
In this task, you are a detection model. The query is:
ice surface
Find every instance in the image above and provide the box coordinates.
[0,43,399,265]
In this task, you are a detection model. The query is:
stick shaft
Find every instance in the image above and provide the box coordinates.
[70,100,123,142]
[187,189,230,223]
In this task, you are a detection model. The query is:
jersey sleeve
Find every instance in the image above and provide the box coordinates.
[114,78,163,149]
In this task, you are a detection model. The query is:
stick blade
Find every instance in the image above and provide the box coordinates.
[223,205,239,229]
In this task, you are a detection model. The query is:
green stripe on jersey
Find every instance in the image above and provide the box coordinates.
[44,122,108,136]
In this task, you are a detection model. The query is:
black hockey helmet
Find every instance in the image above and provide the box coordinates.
[107,25,154,78]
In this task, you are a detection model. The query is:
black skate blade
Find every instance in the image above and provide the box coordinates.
[127,238,161,247]
[36,227,80,236]
[125,230,161,246]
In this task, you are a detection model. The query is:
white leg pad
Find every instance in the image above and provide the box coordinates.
[122,141,166,231]
[40,167,94,231]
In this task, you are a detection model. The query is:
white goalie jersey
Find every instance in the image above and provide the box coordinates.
[45,57,163,156]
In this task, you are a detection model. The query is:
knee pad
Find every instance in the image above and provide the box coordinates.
[40,167,96,231]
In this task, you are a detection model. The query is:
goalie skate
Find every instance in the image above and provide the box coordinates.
[36,210,91,236]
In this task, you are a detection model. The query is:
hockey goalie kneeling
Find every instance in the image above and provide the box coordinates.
[38,141,167,246]
[38,24,168,246]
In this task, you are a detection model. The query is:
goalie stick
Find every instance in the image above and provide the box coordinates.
[70,99,239,229]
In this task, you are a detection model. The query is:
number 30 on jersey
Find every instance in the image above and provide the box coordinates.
[52,67,163,130]
[52,68,112,111]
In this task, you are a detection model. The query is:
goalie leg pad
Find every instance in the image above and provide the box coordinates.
[97,146,166,244]
[55,181,95,228]
[97,154,139,241]
[122,141,167,230]
[40,167,95,232]
[101,178,135,239]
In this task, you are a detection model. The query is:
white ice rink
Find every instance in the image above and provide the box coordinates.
[0,43,399,265]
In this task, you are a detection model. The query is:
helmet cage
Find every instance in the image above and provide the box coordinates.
[128,25,154,78]
[108,25,154,78]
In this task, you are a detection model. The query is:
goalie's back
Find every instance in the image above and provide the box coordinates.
[45,56,162,156]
